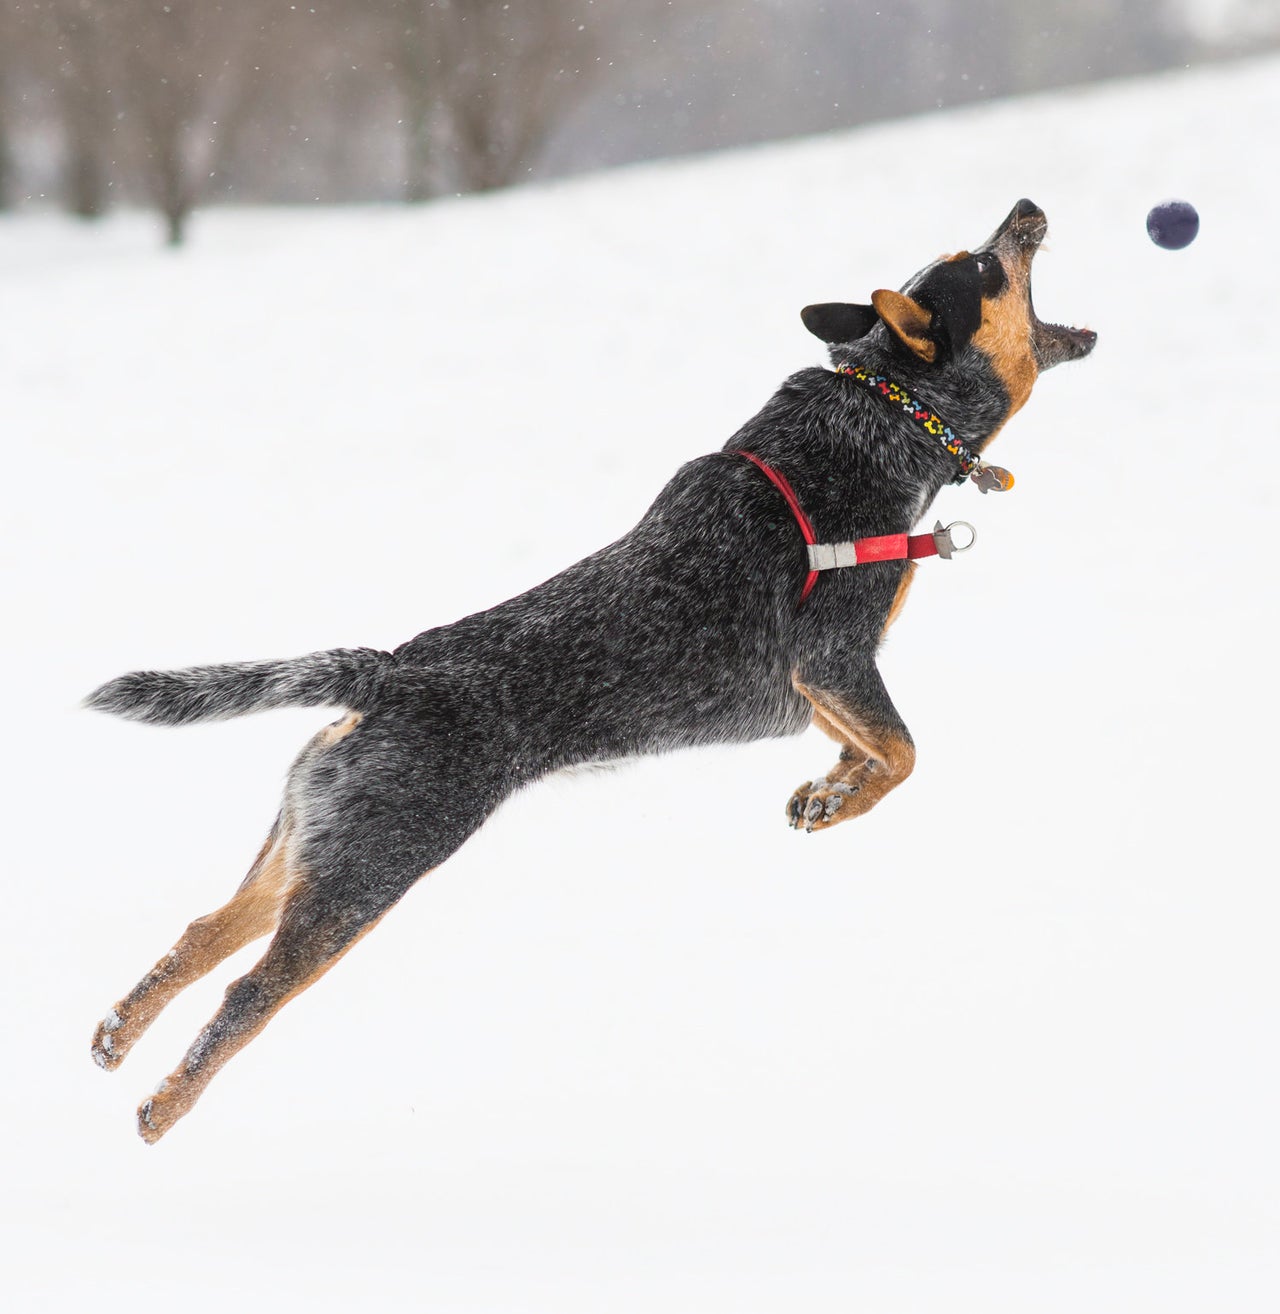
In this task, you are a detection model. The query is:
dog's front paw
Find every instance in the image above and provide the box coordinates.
[787,778,858,832]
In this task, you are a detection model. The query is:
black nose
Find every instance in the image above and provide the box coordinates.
[1014,197,1039,219]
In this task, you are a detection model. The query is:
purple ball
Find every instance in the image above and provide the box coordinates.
[1146,200,1199,250]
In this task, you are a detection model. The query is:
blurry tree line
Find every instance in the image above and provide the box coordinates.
[0,0,1269,243]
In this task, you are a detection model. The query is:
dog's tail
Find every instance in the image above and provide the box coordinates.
[84,647,390,727]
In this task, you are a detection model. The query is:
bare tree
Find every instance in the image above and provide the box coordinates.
[35,1,117,219]
[107,1,269,243]
[382,0,606,198]
[0,0,1244,228]
[0,4,14,209]
[0,71,11,211]
[383,0,442,200]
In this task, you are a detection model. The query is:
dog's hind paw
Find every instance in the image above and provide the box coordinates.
[137,1081,177,1145]
[787,779,858,832]
[90,1008,126,1071]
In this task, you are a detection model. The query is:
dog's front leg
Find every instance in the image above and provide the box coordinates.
[787,670,915,833]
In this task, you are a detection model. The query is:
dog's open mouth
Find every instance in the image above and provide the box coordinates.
[1014,202,1096,369]
[1032,308,1097,368]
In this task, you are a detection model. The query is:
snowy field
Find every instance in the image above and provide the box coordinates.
[3,54,1278,1313]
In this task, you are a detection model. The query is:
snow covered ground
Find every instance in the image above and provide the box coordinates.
[3,54,1278,1313]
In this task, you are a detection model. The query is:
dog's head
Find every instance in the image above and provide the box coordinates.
[803,199,1096,422]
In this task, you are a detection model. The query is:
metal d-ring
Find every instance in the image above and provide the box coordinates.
[932,519,977,559]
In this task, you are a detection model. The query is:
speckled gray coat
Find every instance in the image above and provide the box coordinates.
[86,200,1096,1143]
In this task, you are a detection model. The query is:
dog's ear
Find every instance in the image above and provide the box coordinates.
[872,260,984,364]
[801,302,879,344]
[870,290,937,363]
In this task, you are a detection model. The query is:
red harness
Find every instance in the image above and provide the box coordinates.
[733,449,973,604]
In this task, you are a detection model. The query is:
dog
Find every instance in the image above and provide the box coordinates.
[86,199,1095,1142]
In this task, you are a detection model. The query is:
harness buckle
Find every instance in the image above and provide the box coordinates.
[932,519,977,560]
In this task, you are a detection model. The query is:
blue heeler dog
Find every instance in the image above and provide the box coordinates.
[87,200,1095,1142]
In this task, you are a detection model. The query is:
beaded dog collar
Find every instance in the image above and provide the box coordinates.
[834,362,1014,494]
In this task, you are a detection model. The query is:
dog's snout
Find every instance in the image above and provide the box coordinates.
[983,199,1048,254]
[1012,200,1046,234]
[995,198,1047,250]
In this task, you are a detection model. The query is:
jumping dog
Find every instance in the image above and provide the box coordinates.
[87,199,1095,1142]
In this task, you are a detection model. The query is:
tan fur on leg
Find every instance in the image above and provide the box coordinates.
[136,889,398,1144]
[91,718,365,1075]
[90,828,292,1072]
[883,561,917,635]
[788,678,916,832]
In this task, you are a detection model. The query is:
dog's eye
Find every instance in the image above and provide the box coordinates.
[974,251,1009,297]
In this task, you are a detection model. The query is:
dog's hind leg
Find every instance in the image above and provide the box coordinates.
[134,859,421,1144]
[90,819,293,1072]
[90,712,370,1073]
[102,695,506,1141]
[132,710,503,1142]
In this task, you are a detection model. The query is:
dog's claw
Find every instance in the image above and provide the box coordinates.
[787,782,813,828]
[137,1080,174,1144]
